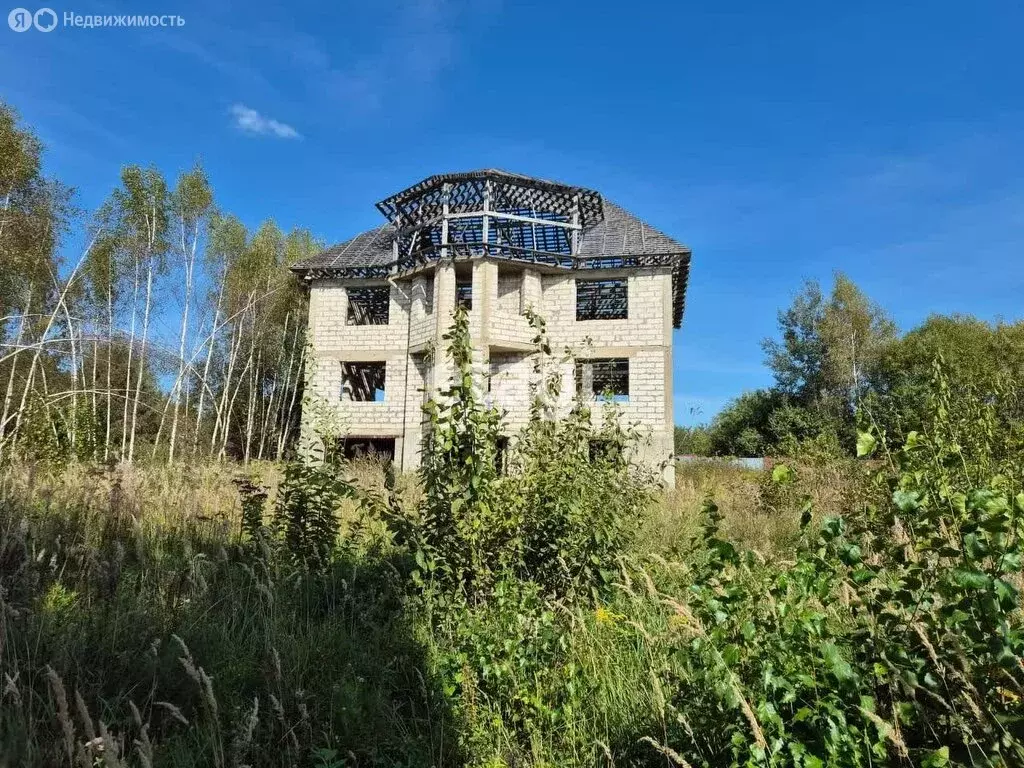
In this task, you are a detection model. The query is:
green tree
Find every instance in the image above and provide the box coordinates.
[0,102,71,330]
[819,272,897,405]
[674,424,712,455]
[870,314,1024,438]
[209,220,313,462]
[762,279,825,402]
[163,165,214,462]
[0,103,73,461]
[741,273,896,455]
[98,165,171,461]
[706,389,783,456]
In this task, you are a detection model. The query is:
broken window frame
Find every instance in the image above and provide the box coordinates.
[347,286,391,326]
[575,358,629,402]
[340,361,387,402]
[456,279,473,311]
[575,278,628,321]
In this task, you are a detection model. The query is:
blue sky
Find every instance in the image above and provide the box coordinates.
[3,0,1023,425]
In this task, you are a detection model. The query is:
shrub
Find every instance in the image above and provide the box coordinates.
[411,306,658,605]
[649,365,1024,767]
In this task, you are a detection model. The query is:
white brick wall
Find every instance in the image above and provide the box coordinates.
[540,270,671,348]
[306,354,408,436]
[489,352,535,429]
[303,261,675,479]
[309,279,411,352]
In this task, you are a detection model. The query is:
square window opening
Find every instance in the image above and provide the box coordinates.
[576,278,627,321]
[347,286,390,325]
[339,437,396,463]
[575,358,629,402]
[341,361,386,402]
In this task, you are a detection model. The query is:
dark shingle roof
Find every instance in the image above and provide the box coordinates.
[577,201,686,257]
[292,171,692,327]
[298,223,395,272]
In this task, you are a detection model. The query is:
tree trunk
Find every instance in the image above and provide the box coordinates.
[0,296,31,461]
[193,266,226,458]
[121,256,141,459]
[168,219,199,463]
[277,341,305,460]
[127,259,155,463]
[103,280,113,462]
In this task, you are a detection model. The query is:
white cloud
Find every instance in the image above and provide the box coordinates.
[229,104,301,139]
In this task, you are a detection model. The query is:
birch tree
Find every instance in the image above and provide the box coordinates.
[164,166,213,462]
[102,166,169,462]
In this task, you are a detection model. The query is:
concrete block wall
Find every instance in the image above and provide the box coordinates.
[306,354,409,434]
[408,275,434,349]
[306,278,415,458]
[496,270,522,313]
[308,279,411,352]
[538,267,675,479]
[400,354,430,468]
[489,352,535,430]
[303,262,676,480]
[539,269,672,349]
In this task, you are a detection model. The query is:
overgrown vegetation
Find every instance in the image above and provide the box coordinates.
[3,100,1024,767]
[3,301,1024,767]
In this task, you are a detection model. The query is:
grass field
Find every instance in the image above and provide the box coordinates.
[1,441,1020,767]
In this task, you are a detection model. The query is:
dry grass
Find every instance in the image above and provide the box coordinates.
[0,460,277,545]
[0,457,449,767]
[643,459,864,557]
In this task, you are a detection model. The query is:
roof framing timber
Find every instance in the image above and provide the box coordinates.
[292,169,692,328]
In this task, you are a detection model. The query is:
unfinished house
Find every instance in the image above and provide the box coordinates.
[291,170,691,480]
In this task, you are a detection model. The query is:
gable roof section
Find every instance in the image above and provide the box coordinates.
[292,183,692,328]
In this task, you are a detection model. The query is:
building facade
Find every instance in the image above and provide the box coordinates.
[291,170,691,480]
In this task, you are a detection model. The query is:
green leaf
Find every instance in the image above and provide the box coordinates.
[921,746,949,767]
[951,567,991,590]
[741,621,756,641]
[821,642,854,682]
[892,490,920,512]
[999,552,1023,573]
[856,431,877,458]
[772,463,796,485]
[840,543,863,565]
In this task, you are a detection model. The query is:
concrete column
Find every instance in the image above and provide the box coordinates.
[522,268,542,313]
[472,260,498,346]
[432,263,457,391]
[389,282,408,329]
[411,275,428,322]
[400,354,429,472]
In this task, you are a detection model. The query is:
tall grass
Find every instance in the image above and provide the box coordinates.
[0,456,762,767]
[0,460,452,767]
[3,359,1022,766]
[2,443,1021,767]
